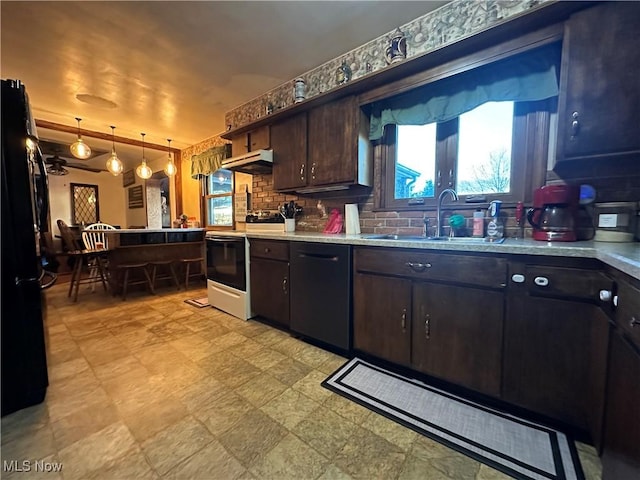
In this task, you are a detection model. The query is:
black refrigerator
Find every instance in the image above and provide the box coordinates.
[1,79,56,416]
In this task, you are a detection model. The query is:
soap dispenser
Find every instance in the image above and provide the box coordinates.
[486,200,504,241]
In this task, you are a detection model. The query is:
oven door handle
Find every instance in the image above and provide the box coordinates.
[206,237,245,243]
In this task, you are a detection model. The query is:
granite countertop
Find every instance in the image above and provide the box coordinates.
[108,228,205,233]
[227,230,640,280]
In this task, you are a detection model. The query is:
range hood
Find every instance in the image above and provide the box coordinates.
[221,149,273,174]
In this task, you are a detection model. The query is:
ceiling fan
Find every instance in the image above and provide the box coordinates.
[39,138,108,175]
[45,155,105,175]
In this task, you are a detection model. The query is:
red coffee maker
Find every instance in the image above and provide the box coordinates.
[527,185,580,241]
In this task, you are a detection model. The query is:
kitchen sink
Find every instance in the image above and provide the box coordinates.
[361,234,506,244]
[424,236,506,244]
[361,234,428,241]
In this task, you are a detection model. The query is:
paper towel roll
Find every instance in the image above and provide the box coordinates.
[345,204,361,235]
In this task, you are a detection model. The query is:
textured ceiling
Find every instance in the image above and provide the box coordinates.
[1,0,448,155]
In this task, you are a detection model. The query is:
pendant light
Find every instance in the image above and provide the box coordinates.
[69,117,92,159]
[105,126,124,176]
[163,138,177,176]
[135,133,153,179]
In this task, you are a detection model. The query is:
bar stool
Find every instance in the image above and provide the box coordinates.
[179,257,204,288]
[150,260,181,291]
[57,219,108,302]
[113,262,154,300]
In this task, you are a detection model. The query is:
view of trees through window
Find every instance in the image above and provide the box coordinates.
[205,169,233,226]
[395,101,514,200]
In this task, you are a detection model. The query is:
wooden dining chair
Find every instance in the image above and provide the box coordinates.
[82,222,116,250]
[82,222,115,290]
[56,219,108,302]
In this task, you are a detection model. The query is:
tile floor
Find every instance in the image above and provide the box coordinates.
[1,282,602,479]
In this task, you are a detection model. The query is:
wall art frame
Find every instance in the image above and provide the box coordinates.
[128,185,144,209]
[122,169,135,187]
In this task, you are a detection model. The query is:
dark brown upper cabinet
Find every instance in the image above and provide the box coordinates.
[272,113,308,191]
[271,95,372,193]
[230,125,270,157]
[556,2,640,163]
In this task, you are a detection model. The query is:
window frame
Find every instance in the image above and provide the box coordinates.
[202,169,235,230]
[375,99,551,212]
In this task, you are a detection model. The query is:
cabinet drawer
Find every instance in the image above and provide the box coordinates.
[354,248,507,289]
[525,266,612,301]
[616,278,640,346]
[250,239,289,261]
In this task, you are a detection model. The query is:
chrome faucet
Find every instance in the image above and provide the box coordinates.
[436,188,459,237]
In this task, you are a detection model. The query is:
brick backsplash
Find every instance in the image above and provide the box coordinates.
[250,174,534,238]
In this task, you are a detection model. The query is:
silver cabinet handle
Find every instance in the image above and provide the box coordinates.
[401,308,407,332]
[571,111,580,139]
[630,317,639,328]
[437,170,442,188]
[282,277,288,295]
[425,313,431,339]
[264,247,271,253]
[448,169,454,187]
[311,162,316,180]
[534,276,549,287]
[405,262,432,272]
[300,164,305,181]
[511,274,525,283]
[599,290,613,302]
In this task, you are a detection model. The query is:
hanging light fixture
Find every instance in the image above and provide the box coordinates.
[105,126,124,176]
[135,133,153,179]
[163,138,177,176]
[69,117,92,159]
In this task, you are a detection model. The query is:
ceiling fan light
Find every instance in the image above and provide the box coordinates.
[47,165,68,176]
[70,117,92,159]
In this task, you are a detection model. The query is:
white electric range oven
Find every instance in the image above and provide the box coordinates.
[205,232,252,320]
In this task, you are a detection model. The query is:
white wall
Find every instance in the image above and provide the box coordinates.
[48,157,180,238]
[48,169,127,230]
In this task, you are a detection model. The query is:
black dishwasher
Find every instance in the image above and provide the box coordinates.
[289,242,351,351]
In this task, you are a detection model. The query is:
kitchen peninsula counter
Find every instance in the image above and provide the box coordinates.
[106,229,205,288]
[230,230,640,280]
[106,228,205,247]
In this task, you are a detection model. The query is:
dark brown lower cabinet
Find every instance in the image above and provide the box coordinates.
[353,247,507,396]
[250,257,289,327]
[504,295,597,431]
[587,307,610,453]
[503,260,614,442]
[412,282,503,397]
[353,272,411,366]
[602,331,640,479]
[602,272,640,478]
